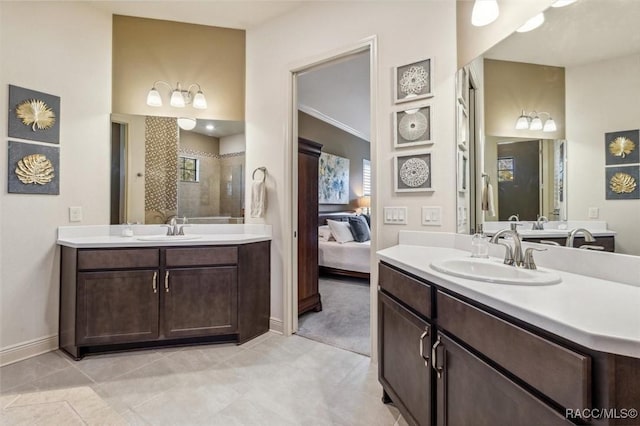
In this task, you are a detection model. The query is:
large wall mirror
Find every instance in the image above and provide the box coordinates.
[110,114,245,225]
[455,0,640,255]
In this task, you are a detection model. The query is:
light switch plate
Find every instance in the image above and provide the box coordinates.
[69,206,83,222]
[588,207,599,219]
[422,206,442,226]
[383,207,408,225]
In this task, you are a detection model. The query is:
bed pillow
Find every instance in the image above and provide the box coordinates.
[318,225,334,242]
[327,219,354,244]
[360,213,371,228]
[348,215,371,242]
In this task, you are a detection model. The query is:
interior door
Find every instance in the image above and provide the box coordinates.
[497,140,540,221]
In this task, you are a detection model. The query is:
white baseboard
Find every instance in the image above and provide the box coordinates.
[0,335,59,367]
[269,317,284,334]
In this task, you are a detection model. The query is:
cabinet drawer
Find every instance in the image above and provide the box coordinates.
[379,263,432,319]
[78,249,159,270]
[165,247,238,267]
[437,291,591,410]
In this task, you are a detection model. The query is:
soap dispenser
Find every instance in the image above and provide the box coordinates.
[471,225,489,258]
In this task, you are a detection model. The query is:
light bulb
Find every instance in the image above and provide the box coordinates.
[517,12,545,33]
[530,116,543,131]
[543,118,557,132]
[471,0,499,27]
[146,88,162,107]
[170,90,186,108]
[192,91,207,109]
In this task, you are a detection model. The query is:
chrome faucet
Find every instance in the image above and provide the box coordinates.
[163,217,189,236]
[532,215,549,230]
[490,229,524,267]
[566,228,596,247]
[507,214,520,222]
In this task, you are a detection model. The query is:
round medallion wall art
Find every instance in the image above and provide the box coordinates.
[392,57,435,193]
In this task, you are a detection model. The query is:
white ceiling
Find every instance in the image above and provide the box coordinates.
[297,51,371,141]
[485,0,640,67]
[90,1,307,30]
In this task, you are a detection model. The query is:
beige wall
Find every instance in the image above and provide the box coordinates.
[0,2,112,359]
[566,53,640,256]
[484,59,565,140]
[457,0,553,68]
[180,130,220,155]
[112,15,245,121]
[220,134,246,155]
[246,1,457,330]
[298,111,370,214]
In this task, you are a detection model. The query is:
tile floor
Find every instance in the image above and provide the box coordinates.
[0,332,407,425]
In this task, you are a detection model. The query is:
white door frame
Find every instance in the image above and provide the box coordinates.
[283,36,379,359]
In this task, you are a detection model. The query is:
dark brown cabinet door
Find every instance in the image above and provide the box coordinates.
[297,138,323,315]
[77,270,159,345]
[162,267,238,338]
[434,332,572,426]
[378,291,432,426]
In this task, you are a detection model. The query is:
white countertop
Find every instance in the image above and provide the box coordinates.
[57,224,272,248]
[483,220,616,238]
[378,233,640,358]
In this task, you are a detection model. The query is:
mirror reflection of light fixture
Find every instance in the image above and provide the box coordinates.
[515,110,556,132]
[146,81,207,109]
[471,0,499,27]
[177,117,197,131]
[516,12,545,33]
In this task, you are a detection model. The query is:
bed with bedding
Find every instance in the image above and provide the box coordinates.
[318,212,371,279]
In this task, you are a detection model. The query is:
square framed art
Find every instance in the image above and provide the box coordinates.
[394,58,433,104]
[394,102,432,148]
[394,150,433,192]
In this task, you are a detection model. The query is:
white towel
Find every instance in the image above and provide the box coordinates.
[251,181,266,218]
[487,182,496,217]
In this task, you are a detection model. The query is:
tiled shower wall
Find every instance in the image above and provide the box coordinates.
[145,116,178,224]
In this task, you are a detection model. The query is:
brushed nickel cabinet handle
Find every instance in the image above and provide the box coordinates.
[164,271,170,293]
[432,336,443,379]
[419,328,430,366]
[152,272,157,293]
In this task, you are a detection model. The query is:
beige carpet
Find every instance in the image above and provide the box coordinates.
[297,276,370,356]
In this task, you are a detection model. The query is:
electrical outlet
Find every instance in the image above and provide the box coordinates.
[69,206,83,222]
[422,206,442,226]
[588,207,599,219]
[383,207,408,224]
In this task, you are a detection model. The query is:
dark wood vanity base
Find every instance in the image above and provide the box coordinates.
[378,261,640,426]
[59,241,270,360]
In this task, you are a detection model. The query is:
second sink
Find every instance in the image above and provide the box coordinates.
[430,258,562,285]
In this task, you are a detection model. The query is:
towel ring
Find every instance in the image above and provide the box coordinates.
[252,166,267,182]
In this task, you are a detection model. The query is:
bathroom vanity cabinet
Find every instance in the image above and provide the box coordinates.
[378,262,640,426]
[60,241,270,359]
[522,235,615,252]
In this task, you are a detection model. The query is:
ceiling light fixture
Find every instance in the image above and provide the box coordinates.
[206,124,215,131]
[146,81,207,109]
[551,0,577,7]
[177,117,197,131]
[515,110,557,132]
[516,12,545,33]
[471,0,500,27]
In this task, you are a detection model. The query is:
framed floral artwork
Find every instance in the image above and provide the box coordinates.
[393,102,432,148]
[394,58,433,104]
[8,85,60,144]
[394,150,433,192]
[318,152,350,204]
[604,129,639,165]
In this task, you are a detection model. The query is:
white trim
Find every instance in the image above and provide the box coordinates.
[297,104,370,142]
[269,317,284,334]
[287,36,379,361]
[0,335,58,367]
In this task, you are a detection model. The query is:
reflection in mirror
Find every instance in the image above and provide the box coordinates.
[455,0,640,255]
[110,114,245,225]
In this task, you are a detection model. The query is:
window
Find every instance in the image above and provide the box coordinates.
[179,156,199,182]
[363,159,371,196]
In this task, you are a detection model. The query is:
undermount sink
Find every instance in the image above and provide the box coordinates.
[430,258,561,285]
[136,235,202,242]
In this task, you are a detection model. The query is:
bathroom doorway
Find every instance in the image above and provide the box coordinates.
[289,38,377,357]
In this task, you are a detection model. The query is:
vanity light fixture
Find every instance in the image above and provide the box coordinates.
[516,12,545,33]
[146,81,207,109]
[177,117,197,131]
[471,0,499,27]
[515,110,557,132]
